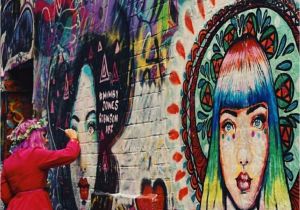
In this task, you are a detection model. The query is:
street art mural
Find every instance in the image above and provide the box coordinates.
[35,0,176,209]
[1,0,299,209]
[42,0,132,209]
[46,6,132,210]
[131,0,178,88]
[1,93,33,160]
[1,0,34,74]
[177,0,299,209]
[33,0,81,111]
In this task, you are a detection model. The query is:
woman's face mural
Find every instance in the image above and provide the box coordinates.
[219,102,269,209]
[70,64,98,172]
[47,28,132,208]
[69,64,98,204]
[180,2,299,209]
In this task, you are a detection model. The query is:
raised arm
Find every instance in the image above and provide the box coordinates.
[36,129,81,169]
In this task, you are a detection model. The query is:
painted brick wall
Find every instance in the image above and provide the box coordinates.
[1,0,299,209]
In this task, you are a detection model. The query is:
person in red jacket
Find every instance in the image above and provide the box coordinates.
[1,118,80,210]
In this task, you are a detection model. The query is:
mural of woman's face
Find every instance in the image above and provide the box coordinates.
[219,102,269,209]
[70,64,98,173]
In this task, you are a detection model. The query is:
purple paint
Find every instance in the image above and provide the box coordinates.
[251,131,255,137]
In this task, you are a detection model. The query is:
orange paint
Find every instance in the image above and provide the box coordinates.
[168,20,176,28]
[210,0,216,6]
[185,11,194,34]
[176,41,186,59]
[175,170,186,182]
[169,71,181,85]
[168,129,179,140]
[173,152,183,162]
[179,187,188,200]
[197,0,205,19]
[167,103,179,114]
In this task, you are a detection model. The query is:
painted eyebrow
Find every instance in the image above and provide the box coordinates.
[71,115,80,122]
[85,110,96,121]
[246,104,267,115]
[220,109,237,117]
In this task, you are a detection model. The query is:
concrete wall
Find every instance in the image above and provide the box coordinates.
[1,0,299,209]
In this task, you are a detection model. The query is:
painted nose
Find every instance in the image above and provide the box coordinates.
[237,148,251,167]
[77,132,85,143]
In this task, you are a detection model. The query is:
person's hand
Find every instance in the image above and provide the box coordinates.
[64,129,78,140]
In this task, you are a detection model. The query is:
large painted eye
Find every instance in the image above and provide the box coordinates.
[70,118,78,131]
[224,121,234,132]
[87,121,96,135]
[253,118,263,129]
[252,115,266,129]
[253,119,262,128]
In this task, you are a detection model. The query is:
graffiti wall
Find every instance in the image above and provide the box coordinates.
[1,0,299,209]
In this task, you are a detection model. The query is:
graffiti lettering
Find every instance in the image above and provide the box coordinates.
[99,114,118,124]
[99,90,119,100]
[101,100,119,112]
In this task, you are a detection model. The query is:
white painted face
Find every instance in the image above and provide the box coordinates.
[70,64,98,200]
[219,102,269,209]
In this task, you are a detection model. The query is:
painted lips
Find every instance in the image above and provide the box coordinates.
[236,172,252,192]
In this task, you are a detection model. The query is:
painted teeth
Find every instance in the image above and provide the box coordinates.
[241,174,248,180]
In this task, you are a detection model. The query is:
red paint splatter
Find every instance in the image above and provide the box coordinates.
[210,0,216,6]
[173,152,183,162]
[176,41,186,59]
[169,129,179,140]
[179,187,188,200]
[185,11,194,34]
[175,170,186,182]
[169,71,181,85]
[167,103,179,114]
[197,0,205,19]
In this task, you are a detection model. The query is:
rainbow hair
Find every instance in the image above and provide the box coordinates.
[201,36,291,209]
[9,118,48,153]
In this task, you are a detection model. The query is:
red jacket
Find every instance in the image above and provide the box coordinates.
[1,140,80,210]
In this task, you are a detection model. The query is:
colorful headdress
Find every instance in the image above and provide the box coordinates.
[8,118,48,147]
